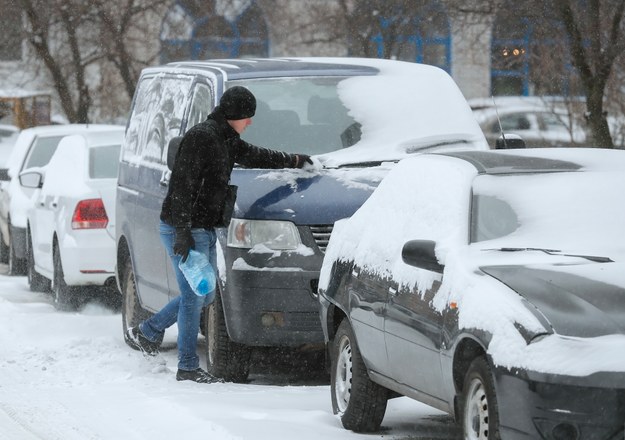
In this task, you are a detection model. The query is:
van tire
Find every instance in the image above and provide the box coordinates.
[121,256,150,335]
[205,290,251,382]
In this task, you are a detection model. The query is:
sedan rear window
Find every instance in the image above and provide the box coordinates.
[89,144,121,178]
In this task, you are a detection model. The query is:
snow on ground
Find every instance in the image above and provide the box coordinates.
[0,265,460,440]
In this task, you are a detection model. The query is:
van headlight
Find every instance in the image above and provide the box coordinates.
[227,219,301,250]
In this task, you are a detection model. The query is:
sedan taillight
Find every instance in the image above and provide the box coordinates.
[71,199,108,229]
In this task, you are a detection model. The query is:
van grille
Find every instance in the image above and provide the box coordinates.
[309,224,333,253]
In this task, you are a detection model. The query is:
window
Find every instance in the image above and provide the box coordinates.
[123,75,192,164]
[356,1,450,72]
[89,145,121,178]
[491,5,580,96]
[0,1,22,61]
[160,0,268,63]
[470,194,519,243]
[186,83,213,131]
[23,135,65,170]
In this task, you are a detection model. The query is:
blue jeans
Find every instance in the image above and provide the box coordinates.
[139,220,217,371]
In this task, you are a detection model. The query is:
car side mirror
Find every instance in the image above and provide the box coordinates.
[19,170,43,189]
[401,239,444,274]
[495,133,526,149]
[0,168,9,182]
[167,136,183,171]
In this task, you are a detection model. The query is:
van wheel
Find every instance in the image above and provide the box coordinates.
[461,357,501,440]
[121,256,149,335]
[205,290,251,382]
[27,229,51,292]
[331,319,388,432]
[53,244,78,310]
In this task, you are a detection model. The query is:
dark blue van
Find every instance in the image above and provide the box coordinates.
[116,57,487,381]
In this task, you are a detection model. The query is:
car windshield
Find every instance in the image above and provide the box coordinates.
[470,171,625,256]
[231,65,486,167]
[237,77,359,156]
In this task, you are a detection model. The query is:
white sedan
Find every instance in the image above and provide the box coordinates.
[21,130,123,310]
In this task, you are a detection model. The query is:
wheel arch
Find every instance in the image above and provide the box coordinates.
[452,336,488,398]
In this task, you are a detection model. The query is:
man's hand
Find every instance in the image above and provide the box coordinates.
[294,154,313,168]
[174,227,195,262]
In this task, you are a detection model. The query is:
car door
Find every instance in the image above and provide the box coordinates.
[384,276,446,399]
[347,265,390,375]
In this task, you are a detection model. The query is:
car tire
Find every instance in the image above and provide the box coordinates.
[27,229,51,292]
[121,256,150,336]
[461,357,501,440]
[0,230,8,264]
[8,235,26,276]
[331,319,388,432]
[52,243,79,310]
[205,289,251,382]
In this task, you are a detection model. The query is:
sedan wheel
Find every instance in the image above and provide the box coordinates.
[330,319,388,432]
[52,244,78,310]
[462,357,501,440]
[27,229,51,292]
[0,230,8,264]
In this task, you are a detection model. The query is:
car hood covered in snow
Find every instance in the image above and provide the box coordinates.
[481,262,625,338]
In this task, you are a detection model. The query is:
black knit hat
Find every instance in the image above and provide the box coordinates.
[220,86,256,120]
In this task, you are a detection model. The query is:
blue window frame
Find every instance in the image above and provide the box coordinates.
[160,1,268,63]
[366,3,451,72]
[491,15,579,96]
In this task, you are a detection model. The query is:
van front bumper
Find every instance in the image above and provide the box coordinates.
[222,248,324,347]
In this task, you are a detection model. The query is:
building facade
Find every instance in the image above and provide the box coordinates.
[0,0,593,124]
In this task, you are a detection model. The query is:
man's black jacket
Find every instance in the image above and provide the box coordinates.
[160,107,300,229]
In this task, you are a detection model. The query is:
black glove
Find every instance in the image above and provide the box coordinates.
[294,154,313,168]
[173,227,194,262]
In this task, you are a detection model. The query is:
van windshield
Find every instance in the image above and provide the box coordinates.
[234,77,360,155]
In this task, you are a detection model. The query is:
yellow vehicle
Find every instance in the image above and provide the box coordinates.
[0,91,51,129]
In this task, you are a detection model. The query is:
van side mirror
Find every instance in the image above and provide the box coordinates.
[167,136,183,171]
[0,168,9,182]
[401,239,444,273]
[19,170,44,189]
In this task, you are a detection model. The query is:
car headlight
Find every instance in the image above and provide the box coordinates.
[227,219,301,250]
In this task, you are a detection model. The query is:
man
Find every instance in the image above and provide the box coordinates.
[125,86,312,383]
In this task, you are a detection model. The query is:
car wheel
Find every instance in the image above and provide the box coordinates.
[8,236,26,276]
[27,229,51,292]
[121,256,150,336]
[52,243,79,310]
[331,319,388,432]
[462,357,501,440]
[0,230,8,264]
[205,289,251,382]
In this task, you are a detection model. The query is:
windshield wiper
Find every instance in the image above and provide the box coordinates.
[336,160,394,169]
[485,247,613,263]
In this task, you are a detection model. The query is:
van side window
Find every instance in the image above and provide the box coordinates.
[186,83,213,131]
[123,74,192,165]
